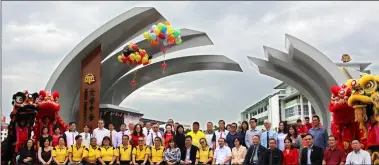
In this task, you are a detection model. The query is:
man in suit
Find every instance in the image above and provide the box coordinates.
[301,133,323,165]
[243,135,267,165]
[261,138,283,165]
[180,135,198,164]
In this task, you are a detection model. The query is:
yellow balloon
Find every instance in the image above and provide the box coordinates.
[164,21,170,26]
[129,53,136,60]
[167,26,174,34]
[148,59,152,64]
[154,28,160,35]
[135,54,141,62]
[143,32,149,39]
[142,56,149,63]
[117,55,123,62]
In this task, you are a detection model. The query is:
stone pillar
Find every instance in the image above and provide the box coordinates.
[300,95,304,120]
[308,101,312,119]
[79,45,102,131]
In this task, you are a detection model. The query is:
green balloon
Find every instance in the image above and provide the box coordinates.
[157,23,164,30]
[173,29,180,37]
[175,39,182,45]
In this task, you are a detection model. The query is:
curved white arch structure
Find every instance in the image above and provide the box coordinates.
[248,34,351,128]
[102,55,243,105]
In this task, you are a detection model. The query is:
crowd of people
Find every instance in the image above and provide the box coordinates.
[16,116,373,165]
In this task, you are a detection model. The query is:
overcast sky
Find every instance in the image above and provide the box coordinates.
[2,2,379,129]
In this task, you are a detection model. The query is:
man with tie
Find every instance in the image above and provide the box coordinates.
[243,135,267,165]
[143,122,152,146]
[63,122,79,147]
[116,123,129,147]
[261,120,277,149]
[108,123,117,147]
[212,120,229,149]
[245,118,262,148]
[301,134,323,165]
[146,123,163,147]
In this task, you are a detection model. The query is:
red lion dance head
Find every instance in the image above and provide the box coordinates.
[33,90,67,140]
[329,84,356,124]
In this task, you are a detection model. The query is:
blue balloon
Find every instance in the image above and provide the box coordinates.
[161,25,167,33]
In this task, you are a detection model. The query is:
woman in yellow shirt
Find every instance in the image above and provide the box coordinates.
[83,137,99,165]
[150,137,165,165]
[195,138,213,164]
[132,136,150,165]
[52,136,68,165]
[116,135,132,165]
[97,136,117,165]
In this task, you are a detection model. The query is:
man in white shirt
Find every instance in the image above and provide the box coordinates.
[205,122,215,149]
[79,124,92,147]
[126,121,135,135]
[346,139,372,165]
[143,122,152,145]
[212,120,229,149]
[116,123,129,147]
[146,123,163,147]
[63,122,79,147]
[92,119,110,146]
[108,123,118,148]
[213,138,232,164]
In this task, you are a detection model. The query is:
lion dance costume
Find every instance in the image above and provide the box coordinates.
[1,90,68,164]
[329,74,379,164]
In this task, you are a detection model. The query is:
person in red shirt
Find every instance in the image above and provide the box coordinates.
[130,124,145,147]
[282,137,299,165]
[296,119,307,137]
[303,117,313,133]
[163,124,174,148]
[322,135,346,165]
[16,120,29,153]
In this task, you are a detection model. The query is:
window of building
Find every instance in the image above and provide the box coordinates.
[303,105,309,116]
[297,105,302,115]
[285,106,295,118]
[245,114,249,119]
[250,113,254,118]
[264,106,268,111]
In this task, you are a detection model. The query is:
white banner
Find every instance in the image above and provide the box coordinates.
[123,114,141,125]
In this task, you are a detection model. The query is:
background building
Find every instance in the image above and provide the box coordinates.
[1,116,8,141]
[241,61,371,130]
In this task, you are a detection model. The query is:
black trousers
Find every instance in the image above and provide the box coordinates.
[119,161,131,165]
[136,160,150,165]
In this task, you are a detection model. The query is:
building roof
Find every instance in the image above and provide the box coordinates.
[140,118,165,125]
[335,62,372,71]
[99,104,143,116]
[274,82,288,89]
[241,91,280,114]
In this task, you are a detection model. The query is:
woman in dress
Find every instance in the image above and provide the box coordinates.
[130,124,145,147]
[277,121,287,151]
[79,124,92,147]
[231,137,247,165]
[195,138,213,164]
[52,136,68,165]
[18,139,36,165]
[38,138,53,165]
[163,124,175,148]
[282,138,299,165]
[51,126,61,147]
[239,121,249,147]
[174,125,185,151]
[164,139,181,165]
[38,126,52,148]
[286,125,303,150]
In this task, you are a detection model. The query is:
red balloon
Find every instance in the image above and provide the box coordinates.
[139,51,146,56]
[158,33,166,39]
[131,80,136,85]
[161,62,167,68]
[132,44,138,50]
[121,56,128,63]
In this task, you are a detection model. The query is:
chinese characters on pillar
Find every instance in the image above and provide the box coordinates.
[83,88,96,123]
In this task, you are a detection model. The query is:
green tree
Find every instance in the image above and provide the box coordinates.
[213,125,219,131]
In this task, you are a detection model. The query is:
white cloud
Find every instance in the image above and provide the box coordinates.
[3,22,79,54]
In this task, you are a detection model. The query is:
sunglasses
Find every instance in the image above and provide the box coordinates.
[154,140,160,141]
[138,140,144,142]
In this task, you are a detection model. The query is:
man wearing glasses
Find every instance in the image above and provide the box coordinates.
[68,135,85,165]
[132,137,151,165]
[260,120,277,149]
[146,124,163,147]
[301,134,323,165]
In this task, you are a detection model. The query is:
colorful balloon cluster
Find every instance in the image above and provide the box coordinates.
[117,43,152,66]
[143,21,182,47]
